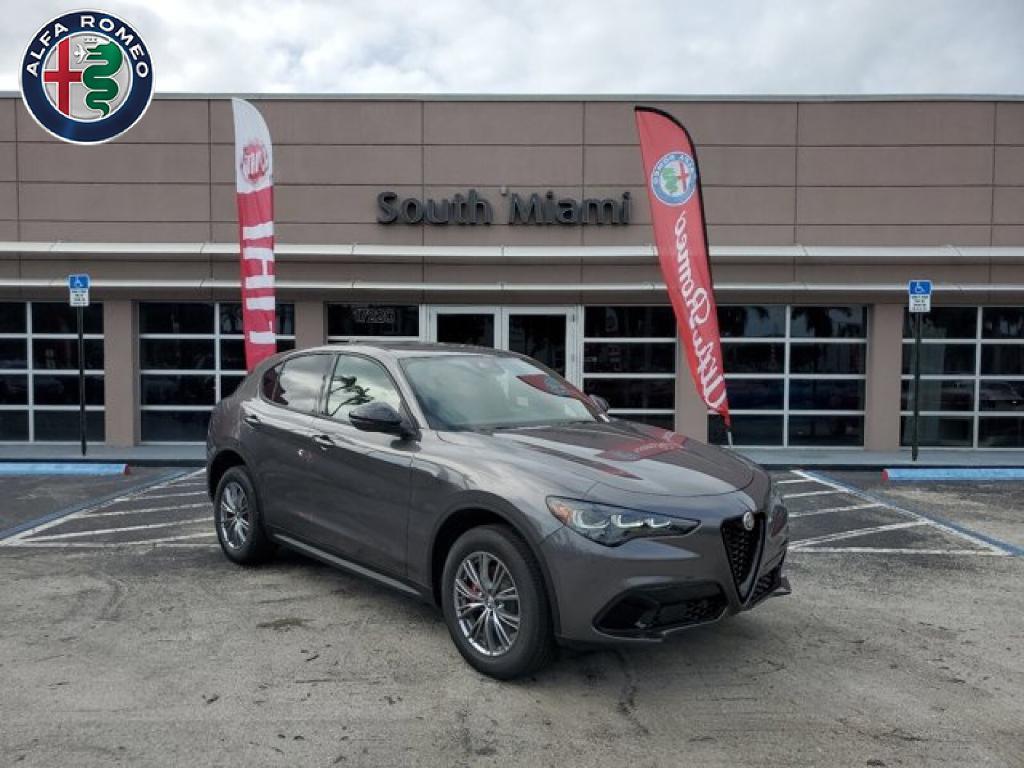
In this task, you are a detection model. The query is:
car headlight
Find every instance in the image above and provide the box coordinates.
[547,497,698,547]
[768,481,788,537]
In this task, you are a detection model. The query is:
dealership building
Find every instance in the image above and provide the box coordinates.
[1,94,1023,451]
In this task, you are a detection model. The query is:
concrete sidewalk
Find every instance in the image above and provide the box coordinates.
[1,443,1023,469]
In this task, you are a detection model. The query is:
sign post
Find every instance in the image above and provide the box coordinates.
[68,274,90,457]
[907,279,932,462]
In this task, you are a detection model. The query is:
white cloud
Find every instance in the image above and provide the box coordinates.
[4,0,1023,94]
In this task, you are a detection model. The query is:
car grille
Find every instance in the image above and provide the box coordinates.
[595,583,726,636]
[721,514,763,598]
[750,563,783,605]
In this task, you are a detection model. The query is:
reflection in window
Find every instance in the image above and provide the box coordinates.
[0,302,105,442]
[901,306,1024,447]
[272,354,331,414]
[712,305,867,447]
[582,307,676,428]
[139,302,295,442]
[325,355,404,424]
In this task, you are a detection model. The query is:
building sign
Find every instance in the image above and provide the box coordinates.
[908,279,932,313]
[377,189,631,226]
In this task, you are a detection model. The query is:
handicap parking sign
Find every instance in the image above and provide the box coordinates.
[68,273,90,307]
[908,279,932,313]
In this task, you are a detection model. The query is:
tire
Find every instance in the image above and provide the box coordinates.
[214,465,274,565]
[441,525,555,679]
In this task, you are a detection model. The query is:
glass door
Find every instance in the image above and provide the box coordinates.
[427,306,580,384]
[428,307,498,347]
[503,308,578,381]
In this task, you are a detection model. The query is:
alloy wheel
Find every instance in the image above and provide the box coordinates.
[219,480,251,550]
[453,550,521,657]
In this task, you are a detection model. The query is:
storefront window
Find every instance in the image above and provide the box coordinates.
[0,301,105,442]
[901,306,1024,448]
[139,302,295,442]
[326,304,420,340]
[710,304,867,447]
[583,306,676,428]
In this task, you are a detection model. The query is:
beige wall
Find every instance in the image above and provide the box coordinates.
[3,96,1022,256]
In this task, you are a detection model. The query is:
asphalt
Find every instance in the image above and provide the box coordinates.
[0,470,1021,766]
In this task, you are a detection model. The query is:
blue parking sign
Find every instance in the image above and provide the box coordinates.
[908,279,932,296]
[68,274,90,290]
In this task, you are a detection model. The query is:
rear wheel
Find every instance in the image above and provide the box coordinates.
[214,466,273,565]
[441,525,555,679]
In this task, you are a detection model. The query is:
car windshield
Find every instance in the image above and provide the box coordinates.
[401,354,601,431]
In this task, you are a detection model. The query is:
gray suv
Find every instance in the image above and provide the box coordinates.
[206,343,790,679]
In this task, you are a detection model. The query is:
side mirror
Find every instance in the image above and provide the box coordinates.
[349,402,415,438]
[589,394,610,413]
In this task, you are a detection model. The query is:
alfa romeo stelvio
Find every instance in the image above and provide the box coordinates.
[206,342,790,679]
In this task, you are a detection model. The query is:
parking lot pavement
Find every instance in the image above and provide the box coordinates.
[0,470,1022,766]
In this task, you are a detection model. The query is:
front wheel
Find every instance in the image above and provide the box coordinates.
[441,525,555,679]
[214,466,274,565]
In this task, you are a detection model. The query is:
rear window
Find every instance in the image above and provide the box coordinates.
[265,354,331,414]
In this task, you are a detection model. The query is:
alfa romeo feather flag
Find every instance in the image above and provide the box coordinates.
[231,98,276,370]
[634,107,731,427]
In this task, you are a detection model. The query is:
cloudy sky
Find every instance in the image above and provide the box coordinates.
[4,0,1023,94]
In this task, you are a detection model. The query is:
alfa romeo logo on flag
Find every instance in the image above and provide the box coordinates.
[650,151,697,206]
[20,11,153,144]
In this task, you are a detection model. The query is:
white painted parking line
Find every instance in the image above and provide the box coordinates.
[26,517,210,542]
[793,547,1006,556]
[14,532,217,549]
[782,489,843,499]
[789,503,882,519]
[133,490,209,500]
[791,521,928,549]
[84,502,211,518]
[775,478,818,485]
[791,470,1011,556]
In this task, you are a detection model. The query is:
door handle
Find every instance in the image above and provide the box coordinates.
[243,413,262,428]
[312,433,335,450]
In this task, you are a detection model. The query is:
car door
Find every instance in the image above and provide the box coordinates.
[242,352,332,536]
[305,352,415,577]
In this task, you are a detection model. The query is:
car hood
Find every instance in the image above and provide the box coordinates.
[437,420,755,497]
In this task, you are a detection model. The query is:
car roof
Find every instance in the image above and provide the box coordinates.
[297,341,516,360]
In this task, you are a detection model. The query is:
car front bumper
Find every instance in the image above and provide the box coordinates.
[539,506,790,646]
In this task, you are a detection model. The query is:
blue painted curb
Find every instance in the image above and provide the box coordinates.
[0,462,129,476]
[884,467,1024,482]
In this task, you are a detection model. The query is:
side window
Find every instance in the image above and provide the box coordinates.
[261,364,281,401]
[270,354,331,414]
[325,354,404,424]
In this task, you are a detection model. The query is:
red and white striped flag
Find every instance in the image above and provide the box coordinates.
[231,98,276,370]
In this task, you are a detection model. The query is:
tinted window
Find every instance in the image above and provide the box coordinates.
[327,304,419,337]
[31,303,103,334]
[900,416,973,447]
[791,307,867,338]
[789,380,865,411]
[725,379,784,410]
[709,414,783,446]
[721,343,785,374]
[790,343,866,374]
[981,346,1024,376]
[978,417,1024,447]
[901,343,976,375]
[718,306,786,338]
[900,380,975,412]
[139,303,214,335]
[584,307,675,338]
[0,303,26,334]
[789,415,864,446]
[903,307,976,339]
[0,339,27,369]
[583,342,676,374]
[261,364,281,400]
[982,307,1024,339]
[325,355,404,424]
[271,355,331,414]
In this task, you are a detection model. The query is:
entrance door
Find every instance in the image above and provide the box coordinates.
[428,306,580,384]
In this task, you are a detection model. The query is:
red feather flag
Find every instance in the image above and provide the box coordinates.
[232,98,277,370]
[634,107,731,429]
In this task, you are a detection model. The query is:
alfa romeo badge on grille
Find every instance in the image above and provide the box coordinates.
[742,511,755,531]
